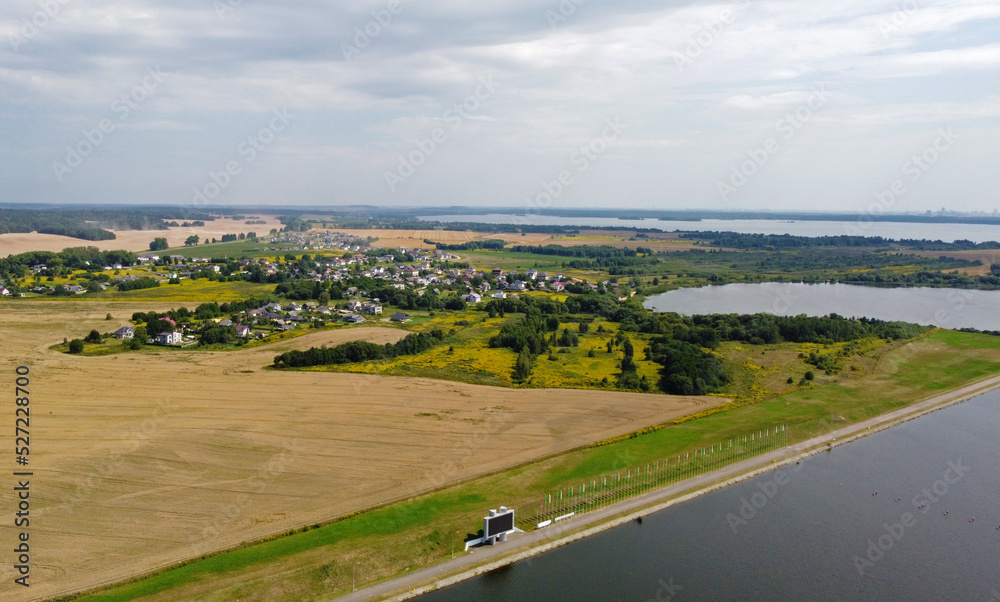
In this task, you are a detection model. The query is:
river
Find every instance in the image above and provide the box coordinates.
[643,283,1000,332]
[419,389,1000,601]
[419,214,1000,244]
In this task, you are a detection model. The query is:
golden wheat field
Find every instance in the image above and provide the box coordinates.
[0,216,284,255]
[0,301,723,600]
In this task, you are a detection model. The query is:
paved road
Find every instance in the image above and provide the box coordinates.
[336,374,1000,601]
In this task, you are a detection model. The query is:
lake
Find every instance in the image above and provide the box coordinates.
[419,389,1000,601]
[643,283,1000,331]
[419,214,1000,244]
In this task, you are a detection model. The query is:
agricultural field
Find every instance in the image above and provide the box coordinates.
[0,216,282,255]
[70,327,1000,602]
[0,300,721,601]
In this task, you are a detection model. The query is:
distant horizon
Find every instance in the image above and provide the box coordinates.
[1,202,999,219]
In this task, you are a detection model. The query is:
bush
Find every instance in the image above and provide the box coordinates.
[84,330,103,344]
[804,370,815,381]
[68,339,84,354]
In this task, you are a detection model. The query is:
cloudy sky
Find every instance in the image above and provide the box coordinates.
[1,0,998,212]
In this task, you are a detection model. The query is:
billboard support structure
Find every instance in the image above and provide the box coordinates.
[464,506,523,551]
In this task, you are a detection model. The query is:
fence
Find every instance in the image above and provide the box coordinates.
[521,425,789,528]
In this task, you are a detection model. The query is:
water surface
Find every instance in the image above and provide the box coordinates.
[643,283,1000,331]
[420,391,1000,601]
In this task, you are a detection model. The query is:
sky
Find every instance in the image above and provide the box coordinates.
[1,0,998,213]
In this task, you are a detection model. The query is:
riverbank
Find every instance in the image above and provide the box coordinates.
[349,373,1000,601]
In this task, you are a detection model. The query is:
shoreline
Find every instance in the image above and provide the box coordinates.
[339,373,1000,601]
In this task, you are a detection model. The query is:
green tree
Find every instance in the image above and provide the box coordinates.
[184,235,200,246]
[84,330,103,344]
[68,339,84,353]
[513,345,534,382]
[149,237,169,251]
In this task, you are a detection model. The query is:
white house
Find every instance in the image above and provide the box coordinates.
[463,292,482,303]
[0,286,11,296]
[112,326,135,339]
[155,331,182,345]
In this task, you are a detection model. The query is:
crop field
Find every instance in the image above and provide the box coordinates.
[0,300,722,601]
[0,216,282,255]
[72,328,1000,602]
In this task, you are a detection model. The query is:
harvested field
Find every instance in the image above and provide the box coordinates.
[0,216,283,255]
[0,301,723,600]
[908,248,1000,275]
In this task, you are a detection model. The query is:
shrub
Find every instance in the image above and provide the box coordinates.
[68,339,84,354]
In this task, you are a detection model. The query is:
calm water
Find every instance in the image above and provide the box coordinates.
[420,214,1000,244]
[420,390,1000,601]
[643,283,1000,331]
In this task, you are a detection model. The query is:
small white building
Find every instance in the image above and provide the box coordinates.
[112,326,135,339]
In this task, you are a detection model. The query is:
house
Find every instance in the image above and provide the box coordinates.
[491,291,507,299]
[491,268,504,278]
[218,318,233,327]
[525,269,538,280]
[509,281,528,292]
[235,325,252,337]
[361,302,382,315]
[463,292,482,303]
[286,302,301,311]
[478,281,490,292]
[343,314,366,324]
[315,306,332,315]
[265,302,283,312]
[155,331,181,345]
[390,312,410,323]
[111,326,135,340]
[346,300,363,312]
[137,254,159,263]
[303,302,318,310]
[0,286,10,296]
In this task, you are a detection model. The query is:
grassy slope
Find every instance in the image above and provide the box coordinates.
[75,329,1000,602]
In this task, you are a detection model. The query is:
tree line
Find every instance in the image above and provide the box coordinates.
[272,329,446,367]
